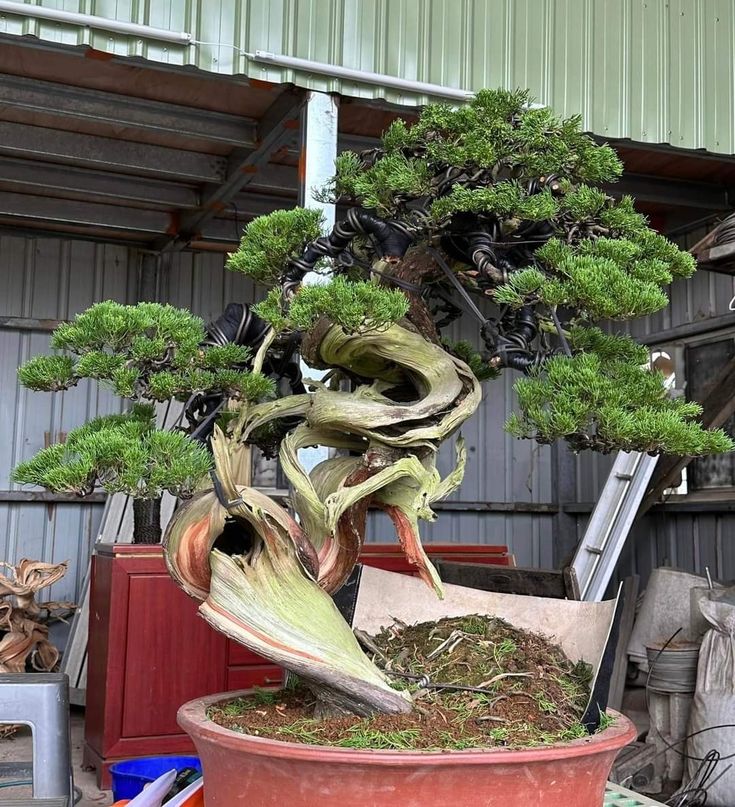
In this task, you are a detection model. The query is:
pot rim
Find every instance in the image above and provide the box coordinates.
[178,689,637,767]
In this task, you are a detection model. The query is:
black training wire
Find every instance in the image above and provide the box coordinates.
[666,749,731,807]
[382,669,521,697]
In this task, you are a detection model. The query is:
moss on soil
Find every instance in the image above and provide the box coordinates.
[207,615,604,751]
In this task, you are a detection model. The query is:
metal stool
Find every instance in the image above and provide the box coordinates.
[0,673,72,804]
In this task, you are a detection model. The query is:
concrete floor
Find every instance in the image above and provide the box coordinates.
[0,708,111,806]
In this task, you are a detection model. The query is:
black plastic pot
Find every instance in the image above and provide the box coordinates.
[132,497,162,544]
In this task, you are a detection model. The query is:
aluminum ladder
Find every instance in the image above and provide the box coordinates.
[571,449,660,601]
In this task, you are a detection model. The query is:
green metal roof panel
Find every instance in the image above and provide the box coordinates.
[0,0,732,154]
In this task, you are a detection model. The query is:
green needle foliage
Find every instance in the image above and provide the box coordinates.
[222,88,725,460]
[324,152,433,216]
[254,277,409,334]
[18,355,75,391]
[494,225,695,320]
[431,183,559,223]
[327,89,623,217]
[226,208,324,284]
[507,330,734,454]
[17,301,274,404]
[12,405,212,499]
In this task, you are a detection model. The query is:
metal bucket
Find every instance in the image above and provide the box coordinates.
[646,643,699,694]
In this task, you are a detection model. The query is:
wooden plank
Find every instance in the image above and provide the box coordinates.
[608,575,639,712]
[434,561,579,599]
[563,566,581,600]
[0,490,106,502]
[0,315,64,331]
[639,352,735,516]
[703,241,735,263]
[430,500,558,514]
[59,569,91,698]
[639,312,735,346]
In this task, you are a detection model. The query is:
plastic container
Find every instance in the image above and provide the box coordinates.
[109,755,202,801]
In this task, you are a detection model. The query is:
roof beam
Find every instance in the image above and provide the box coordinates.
[603,173,732,211]
[604,137,735,165]
[0,189,292,245]
[0,120,226,182]
[155,88,305,251]
[0,190,169,235]
[0,155,199,209]
[197,199,298,243]
[0,72,258,147]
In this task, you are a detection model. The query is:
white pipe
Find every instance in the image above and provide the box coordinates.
[248,50,474,102]
[0,1,191,43]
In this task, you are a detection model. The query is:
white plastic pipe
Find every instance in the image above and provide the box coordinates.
[0,1,192,43]
[248,50,474,102]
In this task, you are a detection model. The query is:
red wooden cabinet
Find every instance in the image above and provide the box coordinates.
[84,542,510,785]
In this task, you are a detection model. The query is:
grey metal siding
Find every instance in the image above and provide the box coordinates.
[0,236,135,605]
[0,238,262,604]
[572,511,735,589]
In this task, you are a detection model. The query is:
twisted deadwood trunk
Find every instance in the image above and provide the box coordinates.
[0,560,74,675]
[164,318,480,716]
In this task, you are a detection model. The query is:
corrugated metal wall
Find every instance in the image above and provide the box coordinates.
[0,236,134,605]
[3,0,735,154]
[0,237,258,605]
[577,511,735,588]
[1,234,554,605]
[4,230,730,600]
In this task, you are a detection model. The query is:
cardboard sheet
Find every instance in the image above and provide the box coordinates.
[347,566,621,720]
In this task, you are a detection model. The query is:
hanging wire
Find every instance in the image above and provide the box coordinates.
[666,749,730,806]
[619,627,734,806]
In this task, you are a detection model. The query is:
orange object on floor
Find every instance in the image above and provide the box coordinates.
[182,789,204,806]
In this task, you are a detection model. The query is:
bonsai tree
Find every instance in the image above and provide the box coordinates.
[13,301,274,542]
[163,89,733,718]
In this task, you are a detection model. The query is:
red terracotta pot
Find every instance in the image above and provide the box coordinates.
[178,691,637,807]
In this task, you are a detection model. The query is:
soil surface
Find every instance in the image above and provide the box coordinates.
[208,614,599,750]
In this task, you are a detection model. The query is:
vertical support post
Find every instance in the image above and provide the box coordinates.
[552,441,579,568]
[299,91,338,243]
[298,91,339,473]
[137,251,160,302]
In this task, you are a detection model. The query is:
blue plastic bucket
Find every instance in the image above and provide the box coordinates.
[109,755,202,801]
